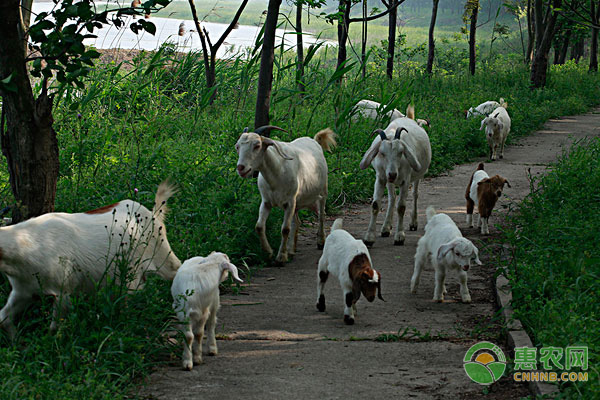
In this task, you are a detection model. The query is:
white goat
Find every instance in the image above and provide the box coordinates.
[351,99,404,123]
[171,252,242,370]
[466,98,507,119]
[411,206,482,303]
[0,182,181,338]
[235,125,336,264]
[316,219,384,325]
[480,106,511,161]
[359,106,432,247]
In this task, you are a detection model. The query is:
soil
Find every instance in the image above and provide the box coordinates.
[138,108,600,399]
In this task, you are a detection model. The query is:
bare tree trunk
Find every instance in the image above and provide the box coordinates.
[361,0,368,78]
[0,0,59,222]
[386,0,397,79]
[426,0,440,74]
[255,0,282,131]
[530,0,561,88]
[469,0,479,75]
[526,0,534,63]
[556,29,571,65]
[336,0,351,71]
[590,0,600,72]
[296,0,305,93]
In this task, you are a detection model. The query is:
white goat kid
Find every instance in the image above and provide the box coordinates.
[171,252,242,370]
[235,125,336,264]
[0,182,181,338]
[480,106,511,161]
[359,107,432,247]
[411,206,482,303]
[351,99,404,123]
[466,98,507,119]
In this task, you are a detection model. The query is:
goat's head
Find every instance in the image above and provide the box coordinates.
[480,115,504,140]
[478,174,510,198]
[466,107,474,119]
[235,126,291,178]
[436,238,482,271]
[349,254,384,303]
[359,127,422,182]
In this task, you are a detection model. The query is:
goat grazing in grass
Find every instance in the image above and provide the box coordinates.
[316,218,384,325]
[466,98,507,119]
[0,182,181,338]
[171,252,242,370]
[235,125,336,264]
[359,106,432,247]
[351,99,404,123]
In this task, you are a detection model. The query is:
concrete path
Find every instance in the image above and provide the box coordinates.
[140,108,600,399]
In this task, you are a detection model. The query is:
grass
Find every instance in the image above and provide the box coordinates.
[0,37,599,398]
[501,138,600,399]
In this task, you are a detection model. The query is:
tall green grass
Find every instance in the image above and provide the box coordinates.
[0,42,599,397]
[501,138,600,398]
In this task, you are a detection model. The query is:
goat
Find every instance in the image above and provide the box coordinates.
[411,206,482,303]
[466,98,507,119]
[316,218,384,325]
[235,125,336,264]
[0,182,181,338]
[351,99,404,123]
[466,163,511,235]
[359,106,432,247]
[480,106,511,161]
[171,252,242,370]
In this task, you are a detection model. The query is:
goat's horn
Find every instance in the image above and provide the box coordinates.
[394,127,407,140]
[373,129,387,141]
[243,127,249,133]
[254,125,288,136]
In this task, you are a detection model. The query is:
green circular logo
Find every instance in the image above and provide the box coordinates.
[463,341,507,385]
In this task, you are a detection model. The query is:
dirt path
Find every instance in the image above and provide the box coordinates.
[140,109,600,399]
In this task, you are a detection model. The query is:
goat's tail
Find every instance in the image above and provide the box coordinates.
[154,180,177,223]
[499,98,508,108]
[330,218,343,233]
[426,206,437,222]
[314,128,337,152]
[476,162,485,171]
[406,105,415,120]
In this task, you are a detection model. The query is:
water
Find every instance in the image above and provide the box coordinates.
[32,2,335,59]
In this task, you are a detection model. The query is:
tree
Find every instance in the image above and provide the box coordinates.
[254,0,282,131]
[0,0,167,223]
[296,0,306,93]
[589,0,600,71]
[464,0,480,75]
[187,0,249,104]
[426,0,440,74]
[530,0,562,88]
[382,0,398,79]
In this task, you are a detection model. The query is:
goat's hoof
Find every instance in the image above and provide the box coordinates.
[316,297,326,312]
[499,155,504,159]
[316,243,324,250]
[433,298,443,303]
[394,239,405,246]
[380,231,390,237]
[208,349,218,356]
[462,297,472,304]
[273,260,285,268]
[409,224,417,231]
[343,315,355,325]
[183,360,194,371]
[193,355,203,364]
[363,240,374,248]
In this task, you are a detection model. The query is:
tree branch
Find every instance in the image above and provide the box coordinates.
[348,0,406,23]
[213,0,248,51]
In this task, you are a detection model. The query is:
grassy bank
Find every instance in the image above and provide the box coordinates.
[502,138,600,398]
[0,45,599,397]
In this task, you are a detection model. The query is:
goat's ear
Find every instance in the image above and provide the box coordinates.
[473,246,483,265]
[359,141,381,170]
[503,178,511,188]
[480,118,487,130]
[262,137,293,160]
[403,143,422,172]
[478,178,491,185]
[352,279,362,302]
[437,242,455,263]
[221,262,243,283]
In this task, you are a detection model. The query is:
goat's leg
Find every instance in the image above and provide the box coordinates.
[207,301,219,356]
[316,258,328,312]
[50,294,71,333]
[255,201,273,257]
[433,264,446,302]
[192,309,209,365]
[342,286,355,325]
[393,182,410,245]
[459,270,471,303]
[500,136,506,159]
[466,197,475,227]
[411,248,426,293]
[481,217,490,235]
[288,211,300,255]
[409,180,420,231]
[380,182,396,237]
[275,199,296,263]
[364,178,386,247]
[181,321,195,370]
[317,196,326,250]
[0,290,32,340]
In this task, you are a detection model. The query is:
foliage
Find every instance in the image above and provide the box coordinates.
[502,138,600,398]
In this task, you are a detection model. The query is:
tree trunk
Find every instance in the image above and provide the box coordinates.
[469,1,479,75]
[589,0,600,72]
[426,0,439,74]
[254,0,282,131]
[361,0,367,77]
[296,1,305,93]
[530,0,561,88]
[557,29,571,65]
[526,0,534,63]
[386,1,397,79]
[0,0,59,222]
[336,0,351,71]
